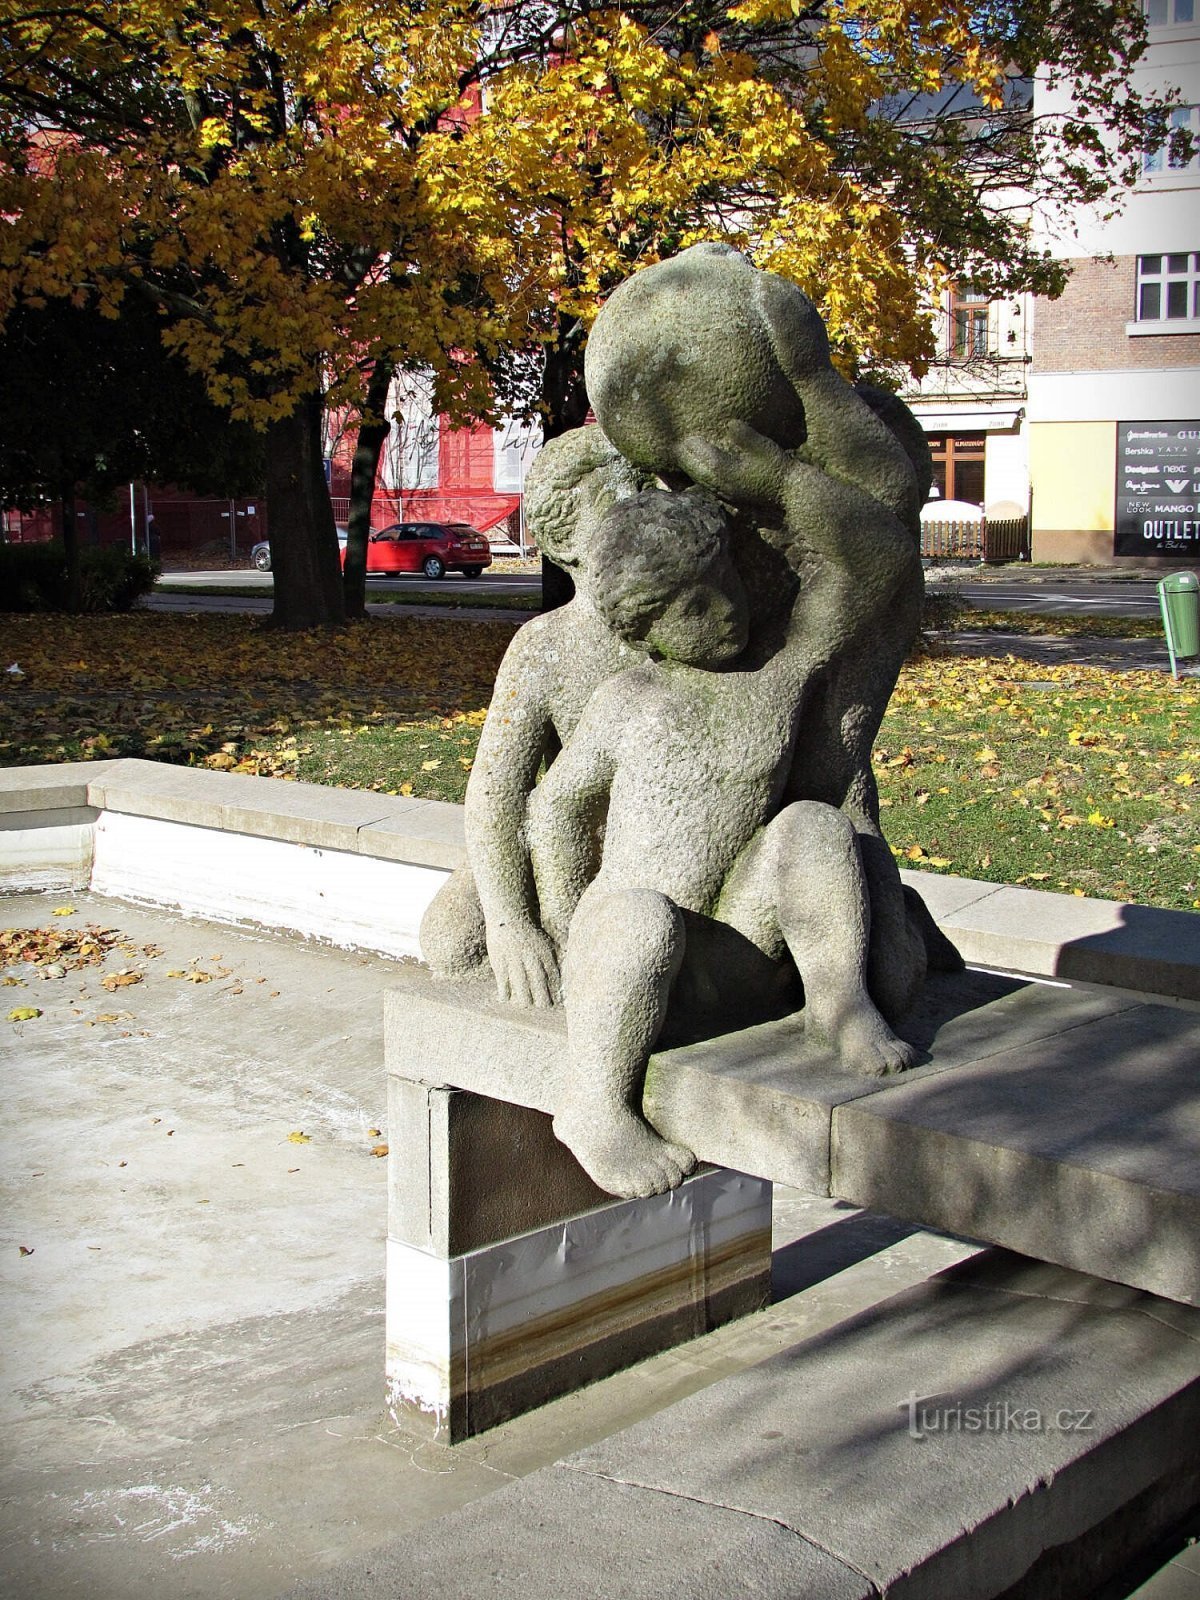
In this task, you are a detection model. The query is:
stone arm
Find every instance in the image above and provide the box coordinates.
[525,696,619,954]
[674,421,919,663]
[752,274,921,535]
[464,630,563,1008]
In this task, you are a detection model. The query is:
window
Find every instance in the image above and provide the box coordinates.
[928,434,986,506]
[1135,253,1200,322]
[1143,105,1199,175]
[948,284,991,359]
[1146,0,1193,23]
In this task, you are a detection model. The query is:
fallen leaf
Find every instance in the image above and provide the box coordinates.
[371,1143,389,1158]
[101,970,143,991]
[287,1130,311,1144]
[420,758,441,771]
[52,906,76,917]
[8,1006,42,1021]
[367,1127,382,1138]
[19,1245,34,1256]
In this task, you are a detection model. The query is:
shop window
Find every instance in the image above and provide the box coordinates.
[927,434,986,506]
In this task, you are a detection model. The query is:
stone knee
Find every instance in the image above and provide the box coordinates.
[772,800,861,881]
[563,887,685,1007]
[419,866,487,978]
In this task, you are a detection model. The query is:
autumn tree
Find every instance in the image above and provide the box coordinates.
[0,0,1174,623]
[0,292,264,609]
[467,0,1168,429]
[0,0,554,626]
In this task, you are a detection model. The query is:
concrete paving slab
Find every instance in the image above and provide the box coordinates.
[358,801,465,870]
[564,1250,1200,1600]
[644,968,1139,1191]
[0,889,982,1600]
[281,1466,875,1600]
[87,759,401,853]
[928,880,1200,1001]
[832,1000,1200,1304]
[0,758,114,812]
[4,888,1195,1600]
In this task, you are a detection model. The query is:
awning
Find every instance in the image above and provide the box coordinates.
[913,409,1025,433]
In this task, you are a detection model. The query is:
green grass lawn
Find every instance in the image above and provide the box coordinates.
[2,609,1196,910]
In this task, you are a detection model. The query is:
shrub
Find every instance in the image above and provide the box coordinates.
[0,542,158,613]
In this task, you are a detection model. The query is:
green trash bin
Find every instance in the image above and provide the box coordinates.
[1158,570,1200,677]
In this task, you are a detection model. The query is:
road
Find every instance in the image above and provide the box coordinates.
[147,567,540,618]
[149,566,1169,620]
[946,578,1161,619]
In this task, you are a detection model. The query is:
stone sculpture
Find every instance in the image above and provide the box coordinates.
[421,241,960,1198]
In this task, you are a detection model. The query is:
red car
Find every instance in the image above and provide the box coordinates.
[354,521,493,579]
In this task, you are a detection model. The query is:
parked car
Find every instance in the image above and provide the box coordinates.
[352,522,493,579]
[251,527,348,572]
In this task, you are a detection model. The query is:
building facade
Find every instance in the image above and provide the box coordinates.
[1026,11,1200,565]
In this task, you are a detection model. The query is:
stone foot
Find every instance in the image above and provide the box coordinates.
[552,1104,696,1199]
[808,1004,918,1078]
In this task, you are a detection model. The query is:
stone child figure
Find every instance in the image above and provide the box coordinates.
[420,427,650,1003]
[584,241,951,1025]
[528,485,918,1196]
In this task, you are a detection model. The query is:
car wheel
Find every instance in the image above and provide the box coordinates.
[422,555,446,580]
[461,565,483,579]
[253,549,271,571]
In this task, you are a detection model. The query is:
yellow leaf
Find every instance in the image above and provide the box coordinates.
[420,759,441,771]
[1175,772,1195,787]
[974,747,998,763]
[52,906,76,916]
[287,1130,311,1144]
[8,1006,41,1021]
[101,969,143,991]
[1086,811,1115,828]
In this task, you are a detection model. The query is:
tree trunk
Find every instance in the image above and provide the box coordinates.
[343,359,395,622]
[265,392,344,629]
[538,316,590,614]
[59,485,81,614]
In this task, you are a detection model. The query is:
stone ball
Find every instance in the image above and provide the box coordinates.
[584,242,830,478]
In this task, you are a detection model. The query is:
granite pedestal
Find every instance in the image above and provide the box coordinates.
[385,1078,772,1441]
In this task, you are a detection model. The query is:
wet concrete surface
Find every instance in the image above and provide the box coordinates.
[2,890,1195,1599]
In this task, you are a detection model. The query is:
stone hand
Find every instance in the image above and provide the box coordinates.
[675,421,790,510]
[487,920,562,1009]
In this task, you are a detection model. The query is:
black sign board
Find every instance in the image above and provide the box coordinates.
[1115,421,1200,558]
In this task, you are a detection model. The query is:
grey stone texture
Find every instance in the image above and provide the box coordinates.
[0,757,114,812]
[283,1467,875,1600]
[387,962,1200,1304]
[832,997,1200,1303]
[564,1251,1200,1600]
[420,243,955,1198]
[286,1250,1200,1600]
[903,871,1200,1001]
[387,1079,611,1256]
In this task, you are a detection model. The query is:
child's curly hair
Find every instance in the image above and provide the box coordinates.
[584,487,730,641]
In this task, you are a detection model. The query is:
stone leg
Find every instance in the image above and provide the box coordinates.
[721,801,917,1077]
[556,885,699,1197]
[386,1075,772,1443]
